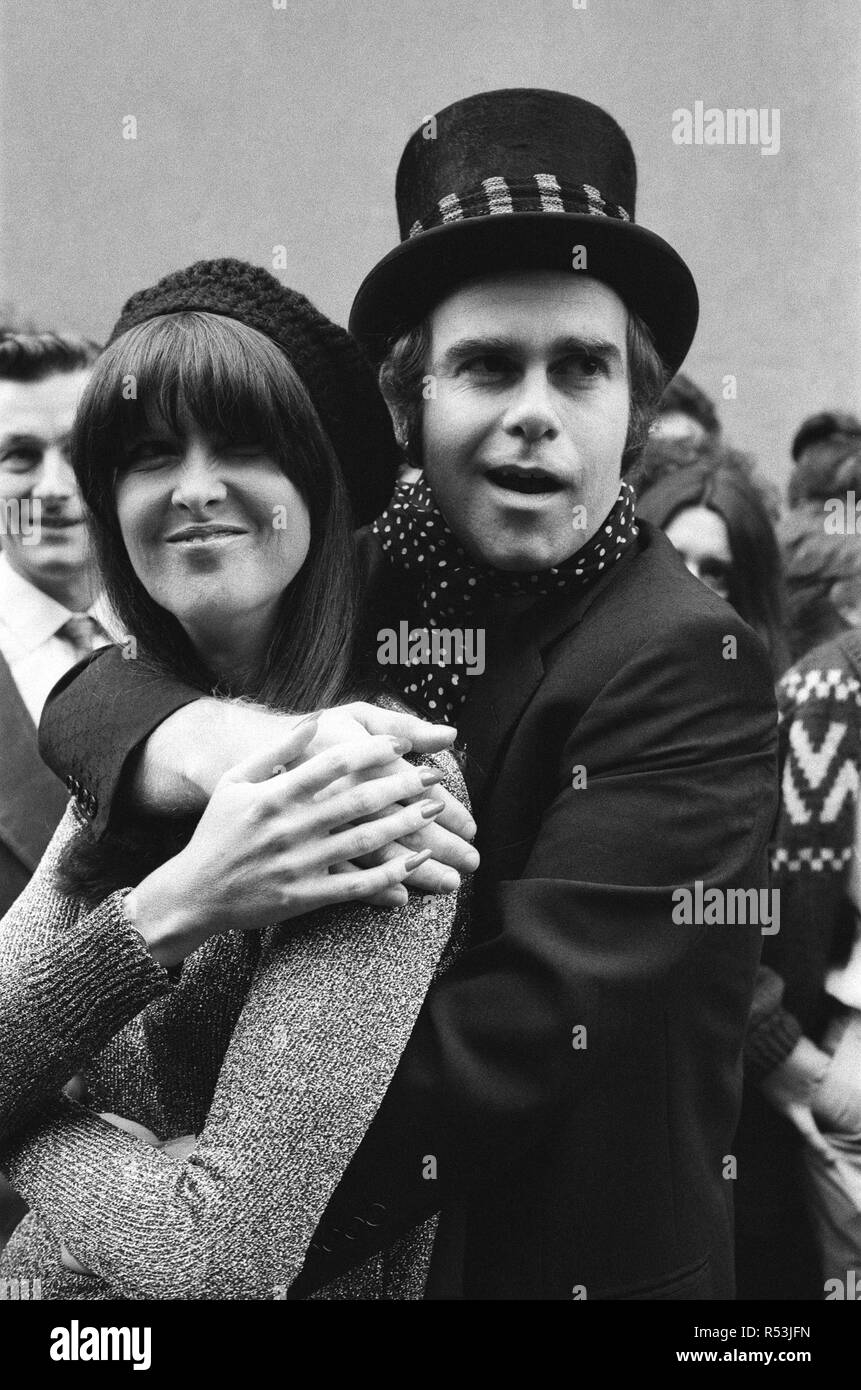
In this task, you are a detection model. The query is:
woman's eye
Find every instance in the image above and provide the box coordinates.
[0,452,39,471]
[125,446,176,471]
[222,443,263,459]
[700,566,730,596]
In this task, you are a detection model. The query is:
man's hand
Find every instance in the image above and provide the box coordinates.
[135,698,462,809]
[759,1036,836,1163]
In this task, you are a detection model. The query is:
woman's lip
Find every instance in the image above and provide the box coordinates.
[165,528,247,543]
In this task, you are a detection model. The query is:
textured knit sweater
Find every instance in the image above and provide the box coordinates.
[0,751,468,1300]
[745,629,861,1078]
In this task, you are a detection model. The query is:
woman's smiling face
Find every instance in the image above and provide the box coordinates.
[115,418,311,658]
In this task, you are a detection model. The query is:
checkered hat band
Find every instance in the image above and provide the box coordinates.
[408,175,631,237]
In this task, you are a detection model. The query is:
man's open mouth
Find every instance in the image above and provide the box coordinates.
[485,467,564,495]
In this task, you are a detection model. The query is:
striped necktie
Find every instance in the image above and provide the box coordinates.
[59,613,105,663]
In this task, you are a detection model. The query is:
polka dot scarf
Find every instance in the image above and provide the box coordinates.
[371,475,639,718]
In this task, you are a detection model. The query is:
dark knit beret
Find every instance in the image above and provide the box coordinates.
[107,258,399,526]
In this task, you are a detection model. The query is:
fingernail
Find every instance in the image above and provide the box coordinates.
[420,799,446,819]
[389,737,412,755]
[404,848,432,871]
[418,767,443,787]
[464,847,480,870]
[294,713,319,731]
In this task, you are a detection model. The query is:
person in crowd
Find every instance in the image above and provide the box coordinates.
[778,510,861,664]
[0,330,108,1251]
[30,91,777,1300]
[0,261,474,1298]
[788,410,861,508]
[650,371,720,447]
[636,451,789,677]
[738,620,861,1299]
[630,432,782,521]
[734,420,861,1296]
[0,332,109,915]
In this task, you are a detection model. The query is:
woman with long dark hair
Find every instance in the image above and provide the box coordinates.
[0,260,470,1299]
[636,452,790,676]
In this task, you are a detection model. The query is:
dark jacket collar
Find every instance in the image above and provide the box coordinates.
[358,519,650,803]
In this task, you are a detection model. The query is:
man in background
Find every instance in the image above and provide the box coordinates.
[0,329,109,1247]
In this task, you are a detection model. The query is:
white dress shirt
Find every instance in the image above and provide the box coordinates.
[0,552,116,725]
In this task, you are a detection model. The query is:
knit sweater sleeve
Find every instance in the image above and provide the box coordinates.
[1,759,469,1299]
[748,646,861,1067]
[0,805,172,1146]
[743,964,802,1080]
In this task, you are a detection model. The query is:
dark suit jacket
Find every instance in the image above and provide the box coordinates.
[0,652,68,917]
[0,652,69,1245]
[39,522,778,1300]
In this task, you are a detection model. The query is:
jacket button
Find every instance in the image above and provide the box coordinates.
[364,1203,387,1229]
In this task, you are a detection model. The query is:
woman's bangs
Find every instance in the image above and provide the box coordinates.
[170,315,292,450]
[98,314,294,460]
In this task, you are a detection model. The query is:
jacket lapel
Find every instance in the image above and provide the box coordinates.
[0,654,68,873]
[458,540,641,799]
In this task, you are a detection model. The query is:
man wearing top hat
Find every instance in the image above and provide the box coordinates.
[38,90,777,1299]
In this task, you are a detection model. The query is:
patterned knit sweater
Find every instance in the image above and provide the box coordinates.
[745,629,861,1077]
[0,752,469,1300]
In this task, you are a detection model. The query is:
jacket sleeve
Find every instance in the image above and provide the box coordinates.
[0,851,467,1298]
[293,611,779,1289]
[0,807,172,1144]
[38,647,202,838]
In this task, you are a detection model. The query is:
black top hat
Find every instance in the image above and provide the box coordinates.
[350,89,698,373]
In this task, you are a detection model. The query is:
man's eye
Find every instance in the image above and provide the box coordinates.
[557,354,606,379]
[461,355,511,378]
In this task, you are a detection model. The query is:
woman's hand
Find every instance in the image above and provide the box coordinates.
[133,697,477,894]
[126,720,447,967]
